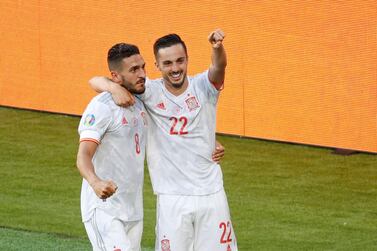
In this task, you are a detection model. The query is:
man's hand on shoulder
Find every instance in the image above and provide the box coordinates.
[109,83,135,107]
[89,76,135,107]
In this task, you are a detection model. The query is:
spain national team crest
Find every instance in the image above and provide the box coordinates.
[161,239,171,251]
[185,96,200,111]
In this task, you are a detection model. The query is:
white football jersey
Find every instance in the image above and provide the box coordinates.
[139,70,223,195]
[78,92,147,222]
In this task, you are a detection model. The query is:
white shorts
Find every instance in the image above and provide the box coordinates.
[155,189,237,251]
[84,208,143,251]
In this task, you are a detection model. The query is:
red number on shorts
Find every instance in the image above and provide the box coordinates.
[169,116,188,135]
[219,221,233,244]
[227,222,233,243]
[135,133,140,154]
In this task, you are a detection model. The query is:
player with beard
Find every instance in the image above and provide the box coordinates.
[77,43,147,251]
[90,29,237,251]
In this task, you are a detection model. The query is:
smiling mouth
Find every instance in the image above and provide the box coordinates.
[170,72,182,80]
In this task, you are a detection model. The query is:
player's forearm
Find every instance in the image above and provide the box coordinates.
[76,152,100,186]
[208,29,227,89]
[211,44,227,70]
[209,45,227,89]
[89,76,115,93]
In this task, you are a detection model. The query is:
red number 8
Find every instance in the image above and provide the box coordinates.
[135,133,140,154]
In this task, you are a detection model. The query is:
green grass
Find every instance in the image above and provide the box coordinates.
[0,227,153,251]
[0,106,377,250]
[0,227,89,250]
[221,137,377,250]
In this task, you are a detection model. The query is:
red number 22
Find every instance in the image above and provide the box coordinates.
[219,221,232,244]
[169,116,188,135]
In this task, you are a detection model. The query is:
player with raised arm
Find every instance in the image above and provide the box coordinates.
[77,43,147,251]
[90,29,237,251]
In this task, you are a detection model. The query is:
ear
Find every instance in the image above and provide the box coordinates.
[110,71,121,83]
[154,61,160,70]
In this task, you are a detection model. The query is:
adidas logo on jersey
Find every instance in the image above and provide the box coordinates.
[156,102,166,110]
[122,116,128,125]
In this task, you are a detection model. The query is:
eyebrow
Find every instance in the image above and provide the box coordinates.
[162,57,186,63]
[129,63,145,71]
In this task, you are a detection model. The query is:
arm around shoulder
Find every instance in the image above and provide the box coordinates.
[88,76,135,107]
[89,76,114,93]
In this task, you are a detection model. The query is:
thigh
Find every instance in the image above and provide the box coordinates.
[87,208,141,251]
[125,220,143,251]
[194,189,238,251]
[155,194,194,251]
[84,219,105,251]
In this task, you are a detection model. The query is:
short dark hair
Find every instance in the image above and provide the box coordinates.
[153,34,187,58]
[107,43,140,71]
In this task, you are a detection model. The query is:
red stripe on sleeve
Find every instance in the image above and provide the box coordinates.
[80,138,100,145]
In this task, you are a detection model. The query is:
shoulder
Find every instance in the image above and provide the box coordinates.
[189,70,220,100]
[189,70,210,85]
[137,77,163,101]
[79,93,115,134]
[94,92,114,106]
[146,77,163,89]
[84,92,115,115]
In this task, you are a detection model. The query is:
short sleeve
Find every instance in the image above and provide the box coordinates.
[78,100,112,144]
[192,70,220,103]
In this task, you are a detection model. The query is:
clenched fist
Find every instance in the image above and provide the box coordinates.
[208,29,225,49]
[91,180,118,200]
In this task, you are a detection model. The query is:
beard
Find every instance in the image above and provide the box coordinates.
[121,76,146,94]
[165,72,186,89]
[171,80,185,89]
[132,86,145,94]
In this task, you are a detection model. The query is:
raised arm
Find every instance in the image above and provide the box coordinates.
[89,76,135,107]
[208,29,227,90]
[76,141,117,199]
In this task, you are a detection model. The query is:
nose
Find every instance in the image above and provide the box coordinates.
[171,62,179,72]
[139,68,146,78]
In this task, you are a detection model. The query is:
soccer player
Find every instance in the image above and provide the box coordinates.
[76,43,147,251]
[90,29,237,251]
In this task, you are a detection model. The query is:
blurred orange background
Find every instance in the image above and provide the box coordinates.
[0,1,376,153]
